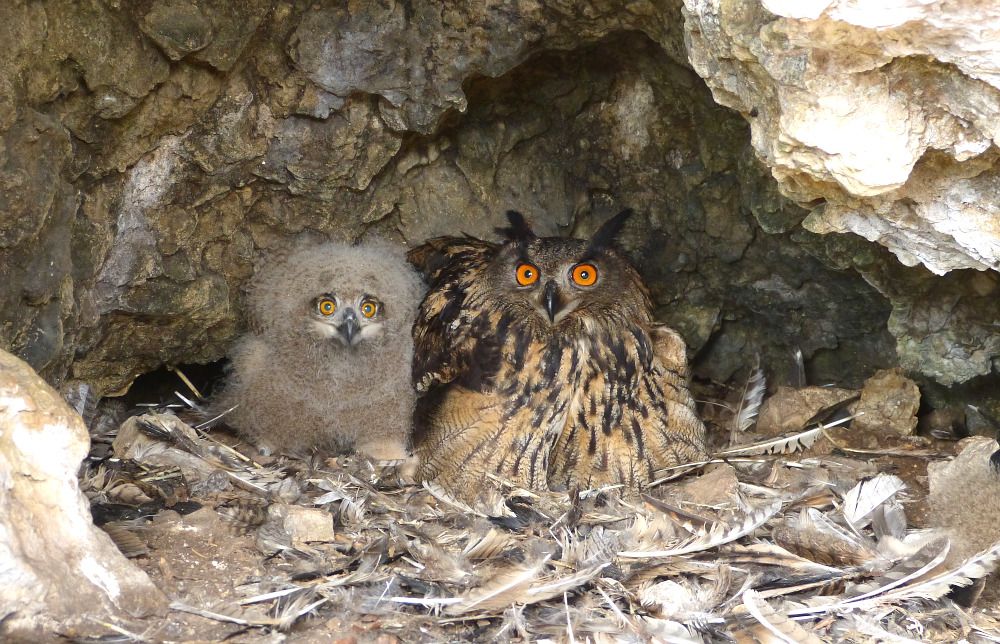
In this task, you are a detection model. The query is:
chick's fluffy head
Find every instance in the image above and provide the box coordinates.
[249,240,424,345]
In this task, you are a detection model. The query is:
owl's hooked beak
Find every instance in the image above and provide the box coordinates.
[337,308,361,347]
[542,280,561,324]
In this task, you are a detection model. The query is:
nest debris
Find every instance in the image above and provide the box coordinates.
[73,376,1000,643]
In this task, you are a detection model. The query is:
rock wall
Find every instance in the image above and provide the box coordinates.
[0,0,996,402]
[683,0,1000,386]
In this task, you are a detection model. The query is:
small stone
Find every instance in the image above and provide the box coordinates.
[141,0,214,61]
[854,368,920,436]
[756,386,857,435]
[278,505,336,545]
[673,464,740,509]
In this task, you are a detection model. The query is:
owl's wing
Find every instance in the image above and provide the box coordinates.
[548,323,707,493]
[407,236,498,393]
[647,322,708,463]
[649,323,692,385]
[416,385,556,496]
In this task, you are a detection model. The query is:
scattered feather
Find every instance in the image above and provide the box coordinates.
[842,473,907,529]
[867,539,1000,604]
[463,528,518,560]
[718,415,852,457]
[76,369,1000,641]
[743,589,825,644]
[423,480,488,518]
[527,562,611,604]
[731,356,766,444]
[772,508,879,567]
[842,537,951,603]
[619,501,782,558]
[100,522,149,558]
[444,555,551,615]
[789,538,1000,615]
[641,494,715,533]
[791,347,806,389]
[871,498,908,541]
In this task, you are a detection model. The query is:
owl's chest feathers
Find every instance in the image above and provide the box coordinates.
[492,323,654,428]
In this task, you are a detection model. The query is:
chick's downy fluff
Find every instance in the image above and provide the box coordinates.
[214,241,425,459]
[928,436,1000,563]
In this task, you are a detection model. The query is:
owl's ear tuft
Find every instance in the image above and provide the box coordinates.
[496,210,537,242]
[588,208,635,252]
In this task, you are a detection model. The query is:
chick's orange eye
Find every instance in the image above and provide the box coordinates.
[515,262,540,286]
[360,301,378,318]
[571,263,598,287]
[318,298,336,316]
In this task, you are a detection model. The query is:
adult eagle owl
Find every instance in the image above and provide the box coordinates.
[408,210,707,499]
[213,241,424,461]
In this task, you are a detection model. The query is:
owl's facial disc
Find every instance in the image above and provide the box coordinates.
[534,279,581,325]
[312,294,384,347]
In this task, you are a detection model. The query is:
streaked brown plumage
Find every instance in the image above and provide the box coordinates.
[408,210,707,500]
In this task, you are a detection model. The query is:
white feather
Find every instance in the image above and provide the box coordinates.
[743,589,825,644]
[444,555,551,615]
[731,359,766,443]
[842,473,906,529]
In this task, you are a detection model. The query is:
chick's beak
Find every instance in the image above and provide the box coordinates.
[339,308,360,346]
[542,280,561,324]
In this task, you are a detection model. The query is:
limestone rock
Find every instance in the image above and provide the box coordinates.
[287,0,686,133]
[0,109,77,380]
[853,368,920,436]
[682,0,1000,385]
[756,386,856,435]
[0,0,995,400]
[257,96,402,195]
[682,0,1000,275]
[0,349,165,638]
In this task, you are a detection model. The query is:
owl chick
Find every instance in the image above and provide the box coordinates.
[408,210,708,499]
[928,436,1000,563]
[926,436,1000,605]
[213,241,424,460]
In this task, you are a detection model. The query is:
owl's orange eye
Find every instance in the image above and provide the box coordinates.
[360,300,379,318]
[571,263,598,287]
[515,262,540,286]
[317,298,336,316]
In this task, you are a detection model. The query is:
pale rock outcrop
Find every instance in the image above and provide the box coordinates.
[0,349,164,639]
[682,0,1000,275]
